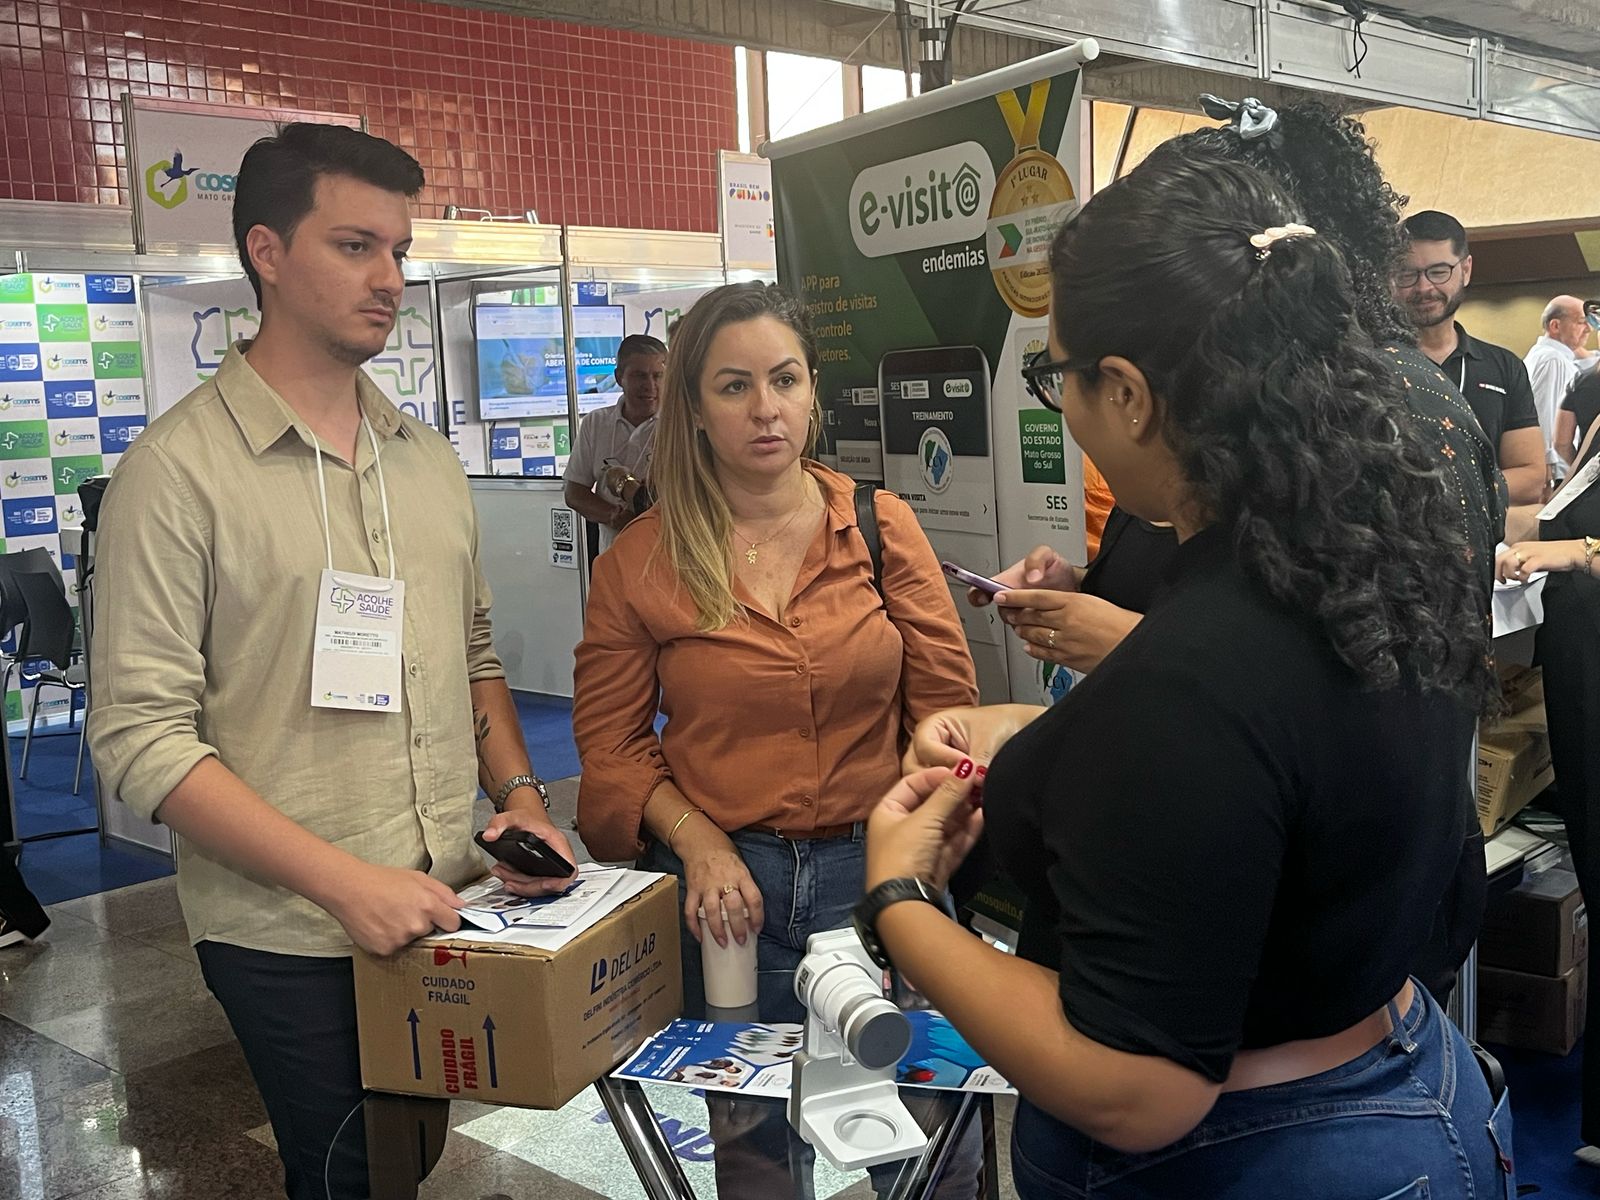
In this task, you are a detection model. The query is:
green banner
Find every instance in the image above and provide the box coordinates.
[770,55,1089,703]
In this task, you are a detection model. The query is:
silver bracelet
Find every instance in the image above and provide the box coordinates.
[493,773,550,813]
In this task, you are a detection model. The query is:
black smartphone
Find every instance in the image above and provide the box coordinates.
[474,829,576,879]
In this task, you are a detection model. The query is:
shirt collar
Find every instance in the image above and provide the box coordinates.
[213,341,409,457]
[1451,323,1484,361]
[1533,334,1577,362]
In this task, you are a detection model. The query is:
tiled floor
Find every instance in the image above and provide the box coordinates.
[1,774,1014,1200]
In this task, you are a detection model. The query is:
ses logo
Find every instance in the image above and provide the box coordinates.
[86,275,136,305]
[849,143,994,259]
[2,501,57,536]
[99,416,146,447]
[0,348,42,378]
[144,148,237,210]
[45,384,96,419]
[490,430,521,455]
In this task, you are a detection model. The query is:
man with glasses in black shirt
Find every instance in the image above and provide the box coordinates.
[1396,210,1546,503]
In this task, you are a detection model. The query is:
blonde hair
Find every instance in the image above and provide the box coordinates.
[651,283,823,630]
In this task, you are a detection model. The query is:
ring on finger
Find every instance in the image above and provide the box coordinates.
[720,883,737,897]
[1046,628,1057,649]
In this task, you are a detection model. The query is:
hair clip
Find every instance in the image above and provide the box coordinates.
[1249,223,1317,261]
[1198,94,1282,143]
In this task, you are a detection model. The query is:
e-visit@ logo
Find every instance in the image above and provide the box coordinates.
[919,427,954,493]
[850,143,994,259]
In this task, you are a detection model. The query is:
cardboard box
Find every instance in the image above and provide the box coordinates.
[1477,731,1554,837]
[1478,962,1587,1055]
[1479,867,1589,977]
[354,876,681,1110]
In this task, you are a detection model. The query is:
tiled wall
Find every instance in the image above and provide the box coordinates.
[0,0,738,231]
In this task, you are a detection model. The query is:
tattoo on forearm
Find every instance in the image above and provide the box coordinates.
[473,709,491,757]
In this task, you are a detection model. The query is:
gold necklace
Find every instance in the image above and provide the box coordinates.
[733,497,810,564]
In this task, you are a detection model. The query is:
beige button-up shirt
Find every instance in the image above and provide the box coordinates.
[89,344,500,956]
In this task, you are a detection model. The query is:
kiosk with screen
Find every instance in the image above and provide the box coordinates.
[473,302,625,420]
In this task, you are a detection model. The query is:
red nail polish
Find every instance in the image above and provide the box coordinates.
[975,765,988,778]
[954,758,975,780]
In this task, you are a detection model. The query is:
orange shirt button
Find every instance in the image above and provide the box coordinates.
[801,795,814,807]
[789,617,801,627]
[795,662,806,674]
[799,728,811,739]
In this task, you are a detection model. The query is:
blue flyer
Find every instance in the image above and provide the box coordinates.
[613,1012,1012,1096]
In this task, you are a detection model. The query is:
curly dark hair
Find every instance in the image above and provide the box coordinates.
[1143,103,1411,345]
[1049,156,1494,711]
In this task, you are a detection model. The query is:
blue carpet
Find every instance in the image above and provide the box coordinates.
[11,691,579,906]
[1492,1036,1594,1198]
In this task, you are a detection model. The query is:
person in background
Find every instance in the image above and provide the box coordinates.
[861,152,1508,1200]
[87,124,573,1200]
[1500,416,1600,1168]
[1526,293,1599,483]
[1393,210,1546,504]
[573,281,974,1015]
[1081,455,1115,558]
[562,333,667,560]
[1561,373,1600,472]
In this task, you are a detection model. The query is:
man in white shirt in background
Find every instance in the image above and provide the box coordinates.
[1525,295,1599,483]
[562,334,666,559]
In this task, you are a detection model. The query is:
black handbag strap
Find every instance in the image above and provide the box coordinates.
[854,483,884,599]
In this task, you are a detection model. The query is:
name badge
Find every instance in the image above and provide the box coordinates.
[311,568,405,713]
[1539,454,1600,523]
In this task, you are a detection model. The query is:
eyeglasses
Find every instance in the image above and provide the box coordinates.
[1392,258,1465,290]
[1021,347,1100,412]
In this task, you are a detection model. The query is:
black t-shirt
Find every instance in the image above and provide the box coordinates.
[1080,506,1178,613]
[1436,323,1539,457]
[1563,371,1600,455]
[983,527,1473,1083]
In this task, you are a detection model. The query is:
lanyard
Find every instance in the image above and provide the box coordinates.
[312,417,397,581]
[1459,358,1466,394]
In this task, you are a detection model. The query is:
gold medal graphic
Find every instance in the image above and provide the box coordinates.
[989,80,1077,318]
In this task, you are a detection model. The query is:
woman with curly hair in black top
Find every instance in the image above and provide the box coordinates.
[948,97,1500,1007]
[859,154,1512,1198]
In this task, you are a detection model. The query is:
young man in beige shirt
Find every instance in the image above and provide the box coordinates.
[89,124,573,1199]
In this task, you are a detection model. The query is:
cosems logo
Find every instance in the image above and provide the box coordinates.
[101,386,139,407]
[146,148,198,209]
[93,313,135,334]
[919,427,953,493]
[850,143,994,258]
[330,585,357,614]
[4,469,47,490]
[145,148,236,210]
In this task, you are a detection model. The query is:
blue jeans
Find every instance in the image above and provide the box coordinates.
[1011,984,1513,1200]
[638,824,866,1023]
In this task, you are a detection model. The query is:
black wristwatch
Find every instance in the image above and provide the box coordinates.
[852,877,952,970]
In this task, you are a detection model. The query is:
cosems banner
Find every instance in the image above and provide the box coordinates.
[769,52,1089,704]
[0,272,147,730]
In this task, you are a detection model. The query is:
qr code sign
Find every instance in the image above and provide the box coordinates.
[551,508,576,544]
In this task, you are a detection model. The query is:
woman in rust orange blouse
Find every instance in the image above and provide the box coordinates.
[573,282,976,1018]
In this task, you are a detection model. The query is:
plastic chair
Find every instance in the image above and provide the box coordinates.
[11,569,88,794]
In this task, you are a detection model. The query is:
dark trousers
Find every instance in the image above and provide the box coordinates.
[0,848,48,937]
[196,941,447,1200]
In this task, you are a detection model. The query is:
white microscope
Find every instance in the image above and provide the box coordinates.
[788,928,928,1169]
